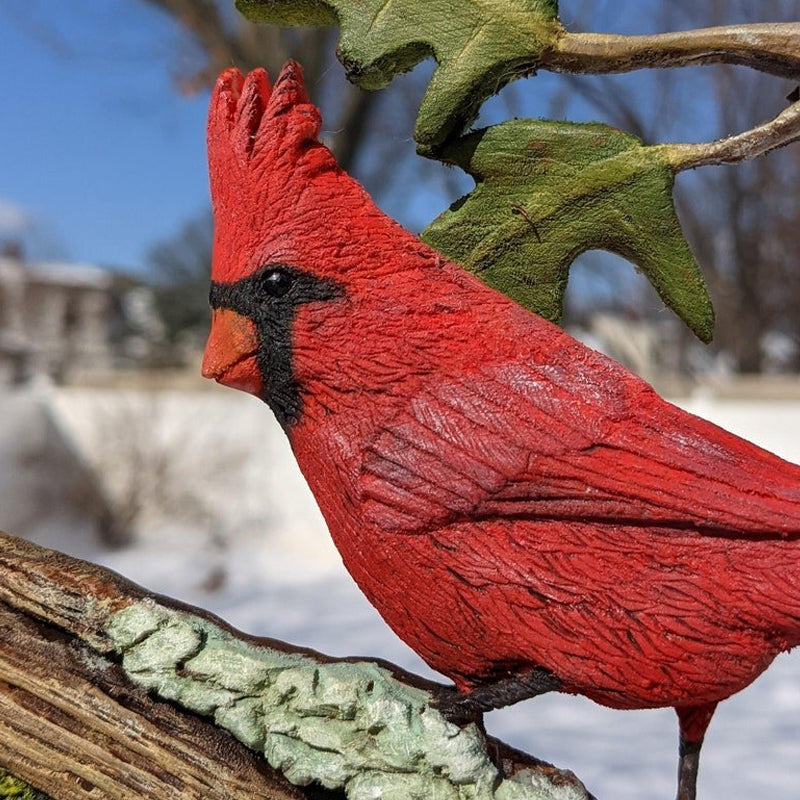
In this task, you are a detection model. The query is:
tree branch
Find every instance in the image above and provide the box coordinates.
[661,98,800,171]
[140,0,284,91]
[544,22,800,80]
[0,536,306,800]
[0,532,591,800]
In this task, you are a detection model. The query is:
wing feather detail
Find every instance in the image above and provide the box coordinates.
[360,362,800,537]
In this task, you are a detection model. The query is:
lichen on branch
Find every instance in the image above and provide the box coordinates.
[0,771,52,800]
[107,599,588,800]
[0,532,589,800]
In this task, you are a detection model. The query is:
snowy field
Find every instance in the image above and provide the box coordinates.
[10,385,800,800]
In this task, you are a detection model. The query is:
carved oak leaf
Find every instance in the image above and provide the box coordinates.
[422,119,715,342]
[235,0,561,150]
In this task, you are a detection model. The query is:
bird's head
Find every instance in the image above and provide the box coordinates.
[202,62,489,428]
[202,62,340,424]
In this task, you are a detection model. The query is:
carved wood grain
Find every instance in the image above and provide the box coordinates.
[0,532,332,800]
[0,531,584,800]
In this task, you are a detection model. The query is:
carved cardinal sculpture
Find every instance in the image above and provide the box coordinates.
[202,62,800,800]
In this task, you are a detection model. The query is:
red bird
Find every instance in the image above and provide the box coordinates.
[202,62,800,800]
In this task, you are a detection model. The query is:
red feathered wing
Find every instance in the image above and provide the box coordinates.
[360,357,800,540]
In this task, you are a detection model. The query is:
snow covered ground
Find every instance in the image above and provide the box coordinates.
[9,385,800,800]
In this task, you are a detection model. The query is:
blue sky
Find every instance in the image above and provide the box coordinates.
[0,2,461,276]
[0,0,784,307]
[0,2,210,271]
[0,0,672,273]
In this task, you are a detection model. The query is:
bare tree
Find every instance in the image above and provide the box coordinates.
[139,0,424,185]
[148,212,214,347]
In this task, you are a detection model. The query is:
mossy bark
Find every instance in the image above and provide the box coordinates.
[0,533,590,800]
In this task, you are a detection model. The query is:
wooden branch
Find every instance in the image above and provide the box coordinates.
[544,22,800,80]
[661,99,800,171]
[0,532,591,800]
[0,605,305,800]
[0,536,309,800]
[537,20,800,172]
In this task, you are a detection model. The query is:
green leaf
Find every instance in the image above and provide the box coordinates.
[422,119,715,342]
[236,0,562,150]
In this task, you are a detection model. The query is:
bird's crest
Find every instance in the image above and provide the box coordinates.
[207,60,325,189]
[207,62,341,283]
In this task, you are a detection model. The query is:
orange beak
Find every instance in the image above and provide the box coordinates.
[202,308,263,396]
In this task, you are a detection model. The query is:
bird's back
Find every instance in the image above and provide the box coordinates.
[294,269,800,708]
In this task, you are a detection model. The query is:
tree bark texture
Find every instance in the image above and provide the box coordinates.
[547,23,800,80]
[0,532,589,800]
[0,535,311,800]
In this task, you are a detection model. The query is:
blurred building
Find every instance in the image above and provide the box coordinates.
[0,246,165,386]
[0,252,112,384]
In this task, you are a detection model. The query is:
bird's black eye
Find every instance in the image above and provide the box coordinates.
[262,267,294,298]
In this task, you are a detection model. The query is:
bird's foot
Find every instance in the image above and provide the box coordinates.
[433,686,488,727]
[675,703,716,800]
[677,738,701,800]
[433,667,561,727]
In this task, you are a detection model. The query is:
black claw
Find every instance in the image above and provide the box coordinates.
[432,666,561,726]
[433,687,486,726]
